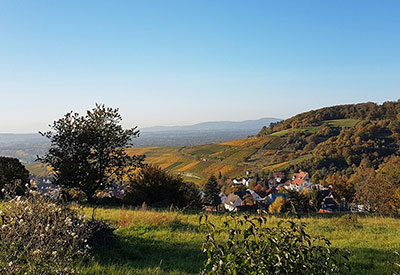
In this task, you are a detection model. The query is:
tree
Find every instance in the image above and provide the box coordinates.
[0,157,29,198]
[38,104,145,202]
[123,165,202,208]
[203,176,221,206]
[355,156,400,214]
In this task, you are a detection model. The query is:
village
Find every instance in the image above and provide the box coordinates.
[29,169,362,214]
[205,171,352,214]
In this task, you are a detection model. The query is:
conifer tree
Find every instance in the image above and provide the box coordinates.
[203,175,221,206]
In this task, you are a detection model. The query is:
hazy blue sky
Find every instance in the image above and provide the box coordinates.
[1,0,399,133]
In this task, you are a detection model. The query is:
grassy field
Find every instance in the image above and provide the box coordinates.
[76,206,400,275]
[325,119,363,128]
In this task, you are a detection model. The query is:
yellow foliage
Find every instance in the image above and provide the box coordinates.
[176,161,200,172]
[265,162,289,171]
[390,187,400,213]
[269,197,286,214]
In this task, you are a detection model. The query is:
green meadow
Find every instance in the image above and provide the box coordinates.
[78,206,400,274]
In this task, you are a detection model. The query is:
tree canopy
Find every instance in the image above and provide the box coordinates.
[39,104,145,202]
[203,176,221,207]
[0,157,29,198]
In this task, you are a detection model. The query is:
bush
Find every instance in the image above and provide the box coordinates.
[200,214,348,275]
[0,157,29,198]
[0,189,114,274]
[123,165,202,209]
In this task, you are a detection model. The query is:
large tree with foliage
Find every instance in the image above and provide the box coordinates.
[38,104,144,202]
[0,157,29,198]
[203,175,221,206]
[355,156,400,214]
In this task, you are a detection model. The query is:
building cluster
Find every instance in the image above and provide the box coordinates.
[217,171,340,213]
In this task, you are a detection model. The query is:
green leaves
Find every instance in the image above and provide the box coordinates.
[38,104,144,202]
[200,214,348,275]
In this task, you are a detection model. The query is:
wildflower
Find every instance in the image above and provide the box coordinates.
[8,261,13,267]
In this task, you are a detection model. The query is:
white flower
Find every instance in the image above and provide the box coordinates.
[8,261,13,267]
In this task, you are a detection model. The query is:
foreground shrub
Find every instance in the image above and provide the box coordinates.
[200,214,348,275]
[0,192,114,274]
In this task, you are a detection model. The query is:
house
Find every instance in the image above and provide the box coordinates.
[292,171,310,182]
[273,172,285,183]
[285,172,313,191]
[246,188,266,202]
[219,192,227,204]
[224,190,258,212]
[319,197,339,213]
[232,177,253,187]
[29,176,59,198]
[224,193,243,212]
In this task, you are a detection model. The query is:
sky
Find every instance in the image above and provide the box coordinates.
[0,0,399,133]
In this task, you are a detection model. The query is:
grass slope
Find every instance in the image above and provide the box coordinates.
[78,206,400,275]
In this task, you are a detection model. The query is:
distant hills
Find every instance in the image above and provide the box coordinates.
[142,118,281,132]
[135,117,282,147]
[1,117,281,163]
[0,134,49,163]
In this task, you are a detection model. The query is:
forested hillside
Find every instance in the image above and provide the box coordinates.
[256,101,400,182]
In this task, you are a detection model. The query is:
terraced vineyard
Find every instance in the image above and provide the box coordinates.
[27,118,367,184]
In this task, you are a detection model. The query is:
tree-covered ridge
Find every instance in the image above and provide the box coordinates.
[252,101,399,179]
[259,100,400,134]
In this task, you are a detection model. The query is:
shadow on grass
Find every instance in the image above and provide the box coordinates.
[346,247,399,275]
[90,225,205,274]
